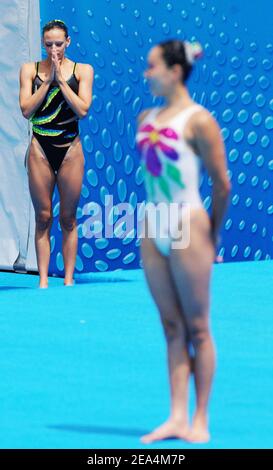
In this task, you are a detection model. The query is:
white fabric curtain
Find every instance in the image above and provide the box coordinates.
[0,0,40,271]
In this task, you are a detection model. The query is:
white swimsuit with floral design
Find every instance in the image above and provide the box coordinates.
[136,105,204,255]
[136,105,203,207]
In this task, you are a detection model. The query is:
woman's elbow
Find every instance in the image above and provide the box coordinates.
[20,103,29,119]
[79,109,88,119]
[78,108,89,119]
[79,100,92,119]
[21,108,29,119]
[221,178,231,198]
[214,177,231,198]
[225,178,232,195]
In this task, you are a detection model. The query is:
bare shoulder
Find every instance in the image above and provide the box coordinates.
[192,108,220,135]
[138,108,153,125]
[20,62,36,77]
[76,63,94,78]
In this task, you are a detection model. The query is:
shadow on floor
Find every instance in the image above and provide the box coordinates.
[0,286,32,291]
[75,278,133,284]
[47,423,148,438]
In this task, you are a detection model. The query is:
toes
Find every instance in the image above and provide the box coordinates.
[140,433,157,444]
[141,429,190,444]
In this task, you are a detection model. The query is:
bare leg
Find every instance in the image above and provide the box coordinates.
[140,235,191,444]
[28,138,55,288]
[56,137,84,285]
[170,208,215,443]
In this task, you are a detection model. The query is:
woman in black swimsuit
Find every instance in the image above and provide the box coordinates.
[19,20,93,287]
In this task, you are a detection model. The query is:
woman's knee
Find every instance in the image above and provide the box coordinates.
[59,214,76,232]
[161,315,184,342]
[189,322,211,349]
[36,210,52,231]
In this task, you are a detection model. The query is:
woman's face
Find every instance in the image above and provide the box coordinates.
[43,28,70,61]
[144,46,181,96]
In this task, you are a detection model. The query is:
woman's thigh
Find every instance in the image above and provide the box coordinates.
[169,209,215,331]
[56,137,84,215]
[27,137,55,213]
[141,235,188,334]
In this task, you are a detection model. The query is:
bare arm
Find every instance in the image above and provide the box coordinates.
[19,63,53,119]
[193,110,231,244]
[57,63,94,119]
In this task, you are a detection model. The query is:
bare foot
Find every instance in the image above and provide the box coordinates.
[187,415,210,443]
[141,419,190,444]
[39,281,48,289]
[64,281,74,286]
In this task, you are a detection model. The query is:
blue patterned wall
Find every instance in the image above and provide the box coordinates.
[40,0,273,274]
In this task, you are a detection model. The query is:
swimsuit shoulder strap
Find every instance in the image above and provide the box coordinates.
[73,62,77,74]
[146,107,161,121]
[172,105,204,132]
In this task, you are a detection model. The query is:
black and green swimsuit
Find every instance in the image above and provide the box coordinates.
[31,61,79,173]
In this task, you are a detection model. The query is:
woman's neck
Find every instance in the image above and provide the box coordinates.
[165,85,192,109]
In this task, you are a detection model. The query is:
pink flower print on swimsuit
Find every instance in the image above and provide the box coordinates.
[137,123,185,201]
